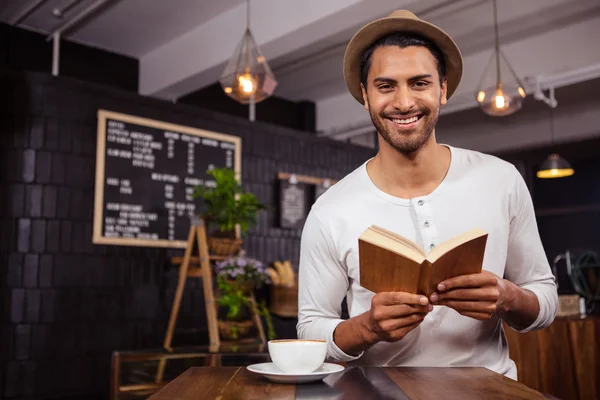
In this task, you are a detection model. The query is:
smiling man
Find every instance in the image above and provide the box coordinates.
[296,11,558,379]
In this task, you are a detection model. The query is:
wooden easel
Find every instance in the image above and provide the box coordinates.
[162,216,219,351]
[155,217,266,383]
[155,217,217,382]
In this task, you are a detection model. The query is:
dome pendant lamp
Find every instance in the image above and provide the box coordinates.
[536,107,574,179]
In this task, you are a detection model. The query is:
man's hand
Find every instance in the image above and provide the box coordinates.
[332,291,432,356]
[429,271,518,320]
[364,292,433,342]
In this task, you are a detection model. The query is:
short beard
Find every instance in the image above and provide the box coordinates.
[369,102,440,154]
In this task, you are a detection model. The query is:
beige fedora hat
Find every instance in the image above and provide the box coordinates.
[343,10,463,105]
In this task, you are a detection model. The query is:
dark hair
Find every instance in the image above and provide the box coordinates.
[360,33,446,89]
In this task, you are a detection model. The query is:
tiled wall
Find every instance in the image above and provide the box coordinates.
[0,71,375,399]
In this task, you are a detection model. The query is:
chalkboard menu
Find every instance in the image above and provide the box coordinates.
[93,110,241,248]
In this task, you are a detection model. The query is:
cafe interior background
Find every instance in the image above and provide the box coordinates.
[0,0,599,399]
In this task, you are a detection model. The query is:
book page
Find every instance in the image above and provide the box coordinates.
[426,232,488,295]
[360,228,425,264]
[427,227,487,263]
[369,225,425,257]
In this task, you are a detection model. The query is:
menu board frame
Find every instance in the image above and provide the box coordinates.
[93,109,241,248]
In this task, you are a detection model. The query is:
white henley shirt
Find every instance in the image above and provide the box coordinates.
[297,145,558,379]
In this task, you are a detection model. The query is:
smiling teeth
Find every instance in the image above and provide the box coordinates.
[392,116,419,125]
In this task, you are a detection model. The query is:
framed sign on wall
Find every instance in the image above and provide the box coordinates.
[277,172,337,229]
[93,110,241,248]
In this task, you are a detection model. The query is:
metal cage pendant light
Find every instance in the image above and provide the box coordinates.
[219,0,277,109]
[475,0,526,116]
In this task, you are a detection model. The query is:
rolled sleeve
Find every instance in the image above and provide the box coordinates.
[517,282,558,332]
[325,319,363,362]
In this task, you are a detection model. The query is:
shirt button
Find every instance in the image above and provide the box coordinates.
[430,243,435,249]
[418,200,424,206]
[424,221,430,228]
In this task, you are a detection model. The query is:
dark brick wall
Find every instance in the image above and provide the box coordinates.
[180,83,317,133]
[0,70,375,399]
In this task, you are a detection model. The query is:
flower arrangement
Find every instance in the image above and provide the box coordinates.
[215,251,270,290]
[214,251,275,341]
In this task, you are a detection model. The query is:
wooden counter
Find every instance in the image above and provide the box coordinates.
[505,315,599,400]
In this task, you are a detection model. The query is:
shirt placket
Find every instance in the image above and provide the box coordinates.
[412,197,443,328]
[412,198,438,255]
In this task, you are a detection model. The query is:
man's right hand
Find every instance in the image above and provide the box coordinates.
[364,292,432,343]
[333,292,432,356]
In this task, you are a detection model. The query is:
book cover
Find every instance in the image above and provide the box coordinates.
[358,226,488,296]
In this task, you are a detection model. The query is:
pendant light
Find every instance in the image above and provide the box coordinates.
[219,0,277,119]
[475,0,526,117]
[536,107,574,179]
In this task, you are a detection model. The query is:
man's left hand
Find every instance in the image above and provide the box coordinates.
[429,271,518,320]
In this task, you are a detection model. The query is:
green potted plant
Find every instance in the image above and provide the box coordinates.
[193,168,265,256]
[215,253,276,341]
[216,279,255,340]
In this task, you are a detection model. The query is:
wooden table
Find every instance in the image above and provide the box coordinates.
[110,344,269,399]
[148,366,555,399]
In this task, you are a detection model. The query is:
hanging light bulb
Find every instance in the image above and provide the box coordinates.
[494,89,506,109]
[219,0,277,106]
[237,70,257,95]
[475,0,526,117]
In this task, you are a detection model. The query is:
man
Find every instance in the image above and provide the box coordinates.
[296,10,557,379]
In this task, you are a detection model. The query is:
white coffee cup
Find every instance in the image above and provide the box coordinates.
[268,339,327,374]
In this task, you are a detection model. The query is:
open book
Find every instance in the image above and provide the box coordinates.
[358,225,488,296]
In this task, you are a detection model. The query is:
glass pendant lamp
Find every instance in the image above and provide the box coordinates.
[475,0,526,117]
[219,0,278,109]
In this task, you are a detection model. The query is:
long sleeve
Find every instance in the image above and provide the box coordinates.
[504,168,558,332]
[296,210,362,361]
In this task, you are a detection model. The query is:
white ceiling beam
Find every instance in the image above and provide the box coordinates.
[139,0,422,100]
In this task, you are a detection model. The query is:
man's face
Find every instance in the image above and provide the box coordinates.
[361,46,448,154]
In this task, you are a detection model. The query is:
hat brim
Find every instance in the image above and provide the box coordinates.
[343,17,463,105]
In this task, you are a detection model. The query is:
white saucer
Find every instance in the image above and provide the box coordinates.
[246,362,345,384]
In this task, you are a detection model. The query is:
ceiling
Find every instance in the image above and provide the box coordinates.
[2,0,600,138]
[0,0,245,56]
[271,0,600,101]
